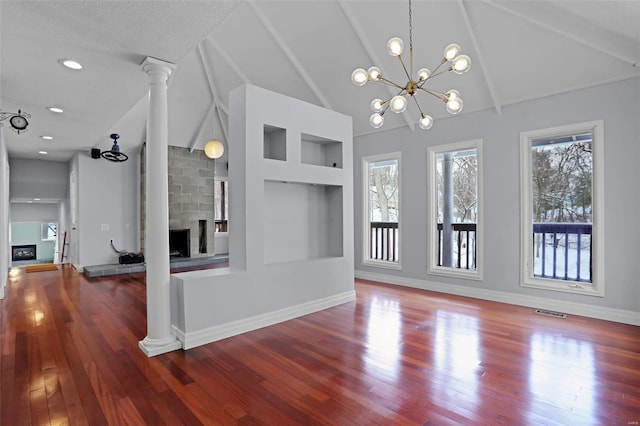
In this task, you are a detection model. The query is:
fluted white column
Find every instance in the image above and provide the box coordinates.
[139,57,181,357]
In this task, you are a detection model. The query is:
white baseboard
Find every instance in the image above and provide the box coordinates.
[173,290,357,350]
[355,270,640,326]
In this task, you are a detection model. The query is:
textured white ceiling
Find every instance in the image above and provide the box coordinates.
[1,0,639,164]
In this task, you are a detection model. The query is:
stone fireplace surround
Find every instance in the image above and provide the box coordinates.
[140,145,215,258]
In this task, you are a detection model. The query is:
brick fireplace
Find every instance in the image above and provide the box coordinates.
[140,145,216,258]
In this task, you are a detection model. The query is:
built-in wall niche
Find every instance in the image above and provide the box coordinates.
[263,124,286,161]
[263,180,343,264]
[301,133,343,168]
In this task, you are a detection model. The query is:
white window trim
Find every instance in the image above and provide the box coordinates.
[520,120,605,297]
[362,152,401,270]
[427,139,483,281]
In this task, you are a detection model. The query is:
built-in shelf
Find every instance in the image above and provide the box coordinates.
[263,180,343,264]
[263,124,287,161]
[301,133,343,168]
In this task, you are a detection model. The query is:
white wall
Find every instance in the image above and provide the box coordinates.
[74,151,140,268]
[10,202,58,222]
[353,77,640,324]
[0,129,9,298]
[9,158,68,202]
[171,85,355,349]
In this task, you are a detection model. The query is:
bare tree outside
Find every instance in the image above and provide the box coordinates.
[367,158,400,263]
[530,132,593,281]
[436,149,478,269]
[369,160,398,222]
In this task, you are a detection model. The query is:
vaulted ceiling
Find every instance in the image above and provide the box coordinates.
[1,1,639,163]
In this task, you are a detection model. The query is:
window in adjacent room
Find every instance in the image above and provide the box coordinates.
[214,178,228,233]
[520,120,604,296]
[363,152,400,268]
[41,222,57,241]
[428,139,483,280]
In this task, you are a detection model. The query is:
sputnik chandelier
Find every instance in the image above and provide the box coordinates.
[351,0,471,130]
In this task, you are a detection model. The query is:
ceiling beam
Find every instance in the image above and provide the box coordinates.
[205,37,252,85]
[200,43,229,148]
[338,1,416,132]
[457,0,501,115]
[484,0,640,67]
[189,43,227,152]
[189,102,215,153]
[248,0,333,110]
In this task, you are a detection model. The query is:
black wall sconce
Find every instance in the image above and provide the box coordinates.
[0,109,30,134]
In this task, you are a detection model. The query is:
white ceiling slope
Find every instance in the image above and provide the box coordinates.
[1,0,638,163]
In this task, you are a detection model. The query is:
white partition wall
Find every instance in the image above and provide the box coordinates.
[170,85,355,349]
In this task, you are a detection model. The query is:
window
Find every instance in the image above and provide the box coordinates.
[428,140,483,279]
[41,222,57,241]
[520,121,604,296]
[363,152,400,268]
[214,178,228,233]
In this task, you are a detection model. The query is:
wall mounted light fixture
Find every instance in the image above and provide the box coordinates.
[0,109,31,134]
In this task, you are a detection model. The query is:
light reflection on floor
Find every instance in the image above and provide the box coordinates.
[527,333,596,421]
[433,310,481,409]
[364,296,402,381]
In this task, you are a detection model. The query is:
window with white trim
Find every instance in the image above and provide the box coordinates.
[363,152,400,268]
[428,140,483,280]
[520,120,604,296]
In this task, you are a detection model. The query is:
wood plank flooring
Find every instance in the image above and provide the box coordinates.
[1,265,639,425]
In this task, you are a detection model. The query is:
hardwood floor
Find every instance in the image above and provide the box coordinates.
[1,265,639,425]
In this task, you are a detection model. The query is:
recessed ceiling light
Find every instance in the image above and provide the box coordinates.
[59,58,84,70]
[38,150,48,155]
[41,135,54,140]
[47,107,64,113]
[34,198,41,201]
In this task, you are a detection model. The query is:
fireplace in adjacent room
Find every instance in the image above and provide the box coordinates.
[12,244,37,261]
[169,229,191,258]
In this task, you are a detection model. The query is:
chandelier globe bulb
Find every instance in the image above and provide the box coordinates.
[444,44,461,61]
[371,98,384,112]
[390,95,407,113]
[370,113,384,128]
[387,37,404,56]
[368,67,382,81]
[419,114,433,130]
[446,97,464,114]
[452,55,472,74]
[417,68,431,81]
[446,89,461,101]
[351,68,368,86]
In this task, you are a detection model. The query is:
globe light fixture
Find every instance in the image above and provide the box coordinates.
[351,0,471,130]
[204,140,224,159]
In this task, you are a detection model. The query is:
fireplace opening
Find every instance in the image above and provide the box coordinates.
[12,244,37,261]
[169,229,190,258]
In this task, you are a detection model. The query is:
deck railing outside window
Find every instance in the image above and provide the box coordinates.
[437,223,477,269]
[370,222,398,262]
[532,222,592,282]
